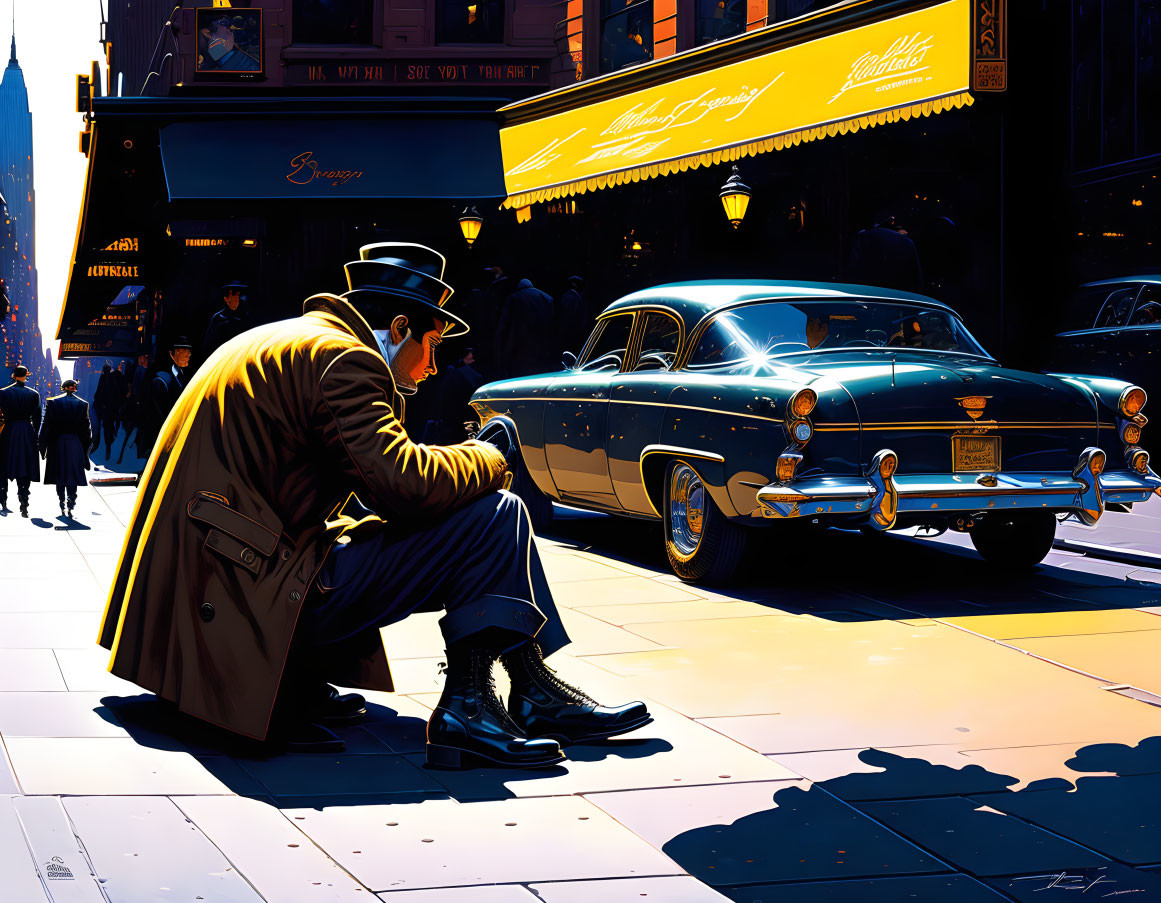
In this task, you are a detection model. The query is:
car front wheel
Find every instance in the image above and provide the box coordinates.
[664,460,747,583]
[969,510,1057,569]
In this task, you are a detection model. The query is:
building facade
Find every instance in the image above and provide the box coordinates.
[1,36,59,399]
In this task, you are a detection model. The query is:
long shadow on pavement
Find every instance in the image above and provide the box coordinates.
[651,738,1161,902]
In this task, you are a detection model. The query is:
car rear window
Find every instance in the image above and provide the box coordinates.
[687,300,988,367]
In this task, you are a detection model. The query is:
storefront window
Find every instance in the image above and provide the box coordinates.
[438,0,505,43]
[600,0,653,73]
[696,0,746,45]
[292,0,374,45]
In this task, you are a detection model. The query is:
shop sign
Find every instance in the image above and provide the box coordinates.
[501,0,969,198]
[285,59,548,87]
[971,0,1006,92]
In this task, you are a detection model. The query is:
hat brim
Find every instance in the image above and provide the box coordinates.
[343,287,470,338]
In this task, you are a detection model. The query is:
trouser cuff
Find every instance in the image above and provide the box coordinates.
[439,593,547,652]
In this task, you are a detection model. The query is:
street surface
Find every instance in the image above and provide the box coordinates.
[1,482,1160,901]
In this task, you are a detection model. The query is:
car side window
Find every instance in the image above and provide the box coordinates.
[634,312,681,371]
[580,313,634,371]
[1129,286,1161,326]
[1093,287,1139,329]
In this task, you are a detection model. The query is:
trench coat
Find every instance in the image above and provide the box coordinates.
[98,294,507,739]
[0,382,42,481]
[40,392,92,486]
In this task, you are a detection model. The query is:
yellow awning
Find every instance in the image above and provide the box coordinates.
[501,0,972,209]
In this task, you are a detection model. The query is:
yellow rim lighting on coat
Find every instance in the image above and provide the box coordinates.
[500,0,971,208]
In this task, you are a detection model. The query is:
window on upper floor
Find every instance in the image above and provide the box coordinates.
[695,0,746,46]
[292,0,375,45]
[600,0,653,73]
[438,0,505,43]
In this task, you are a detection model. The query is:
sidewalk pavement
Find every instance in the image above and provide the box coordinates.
[1,485,1160,902]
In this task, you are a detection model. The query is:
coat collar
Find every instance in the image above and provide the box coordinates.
[303,293,379,352]
[302,292,408,419]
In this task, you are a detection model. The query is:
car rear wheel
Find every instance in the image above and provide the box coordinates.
[969,510,1057,569]
[664,460,747,584]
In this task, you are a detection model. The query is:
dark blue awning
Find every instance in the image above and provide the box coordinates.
[160,117,505,200]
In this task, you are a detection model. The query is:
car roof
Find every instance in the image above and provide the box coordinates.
[1081,276,1161,288]
[602,280,957,323]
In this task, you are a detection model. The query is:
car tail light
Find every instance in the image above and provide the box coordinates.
[1129,449,1150,475]
[788,419,813,445]
[1120,386,1147,417]
[1122,422,1143,445]
[789,388,817,418]
[775,452,801,483]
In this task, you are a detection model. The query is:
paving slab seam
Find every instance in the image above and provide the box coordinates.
[1053,538,1161,570]
[171,796,377,896]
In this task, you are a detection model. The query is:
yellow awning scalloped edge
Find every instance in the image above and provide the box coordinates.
[502,91,974,210]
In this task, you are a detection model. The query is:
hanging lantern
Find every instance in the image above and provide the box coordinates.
[458,206,483,246]
[719,166,752,230]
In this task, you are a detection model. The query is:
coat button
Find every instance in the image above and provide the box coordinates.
[289,590,302,602]
[280,549,291,561]
[199,603,215,623]
[240,548,256,565]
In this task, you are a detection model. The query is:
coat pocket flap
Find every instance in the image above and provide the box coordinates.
[187,493,279,557]
[204,529,262,575]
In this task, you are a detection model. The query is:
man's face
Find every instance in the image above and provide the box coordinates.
[224,290,242,311]
[170,348,191,368]
[138,355,149,367]
[462,351,475,367]
[805,316,829,349]
[388,316,444,393]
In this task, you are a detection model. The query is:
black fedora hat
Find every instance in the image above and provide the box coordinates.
[11,364,28,378]
[343,243,469,337]
[169,336,193,351]
[220,281,248,293]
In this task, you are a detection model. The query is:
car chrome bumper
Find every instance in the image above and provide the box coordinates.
[755,449,1161,528]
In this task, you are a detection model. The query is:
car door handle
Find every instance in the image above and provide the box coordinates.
[593,391,606,399]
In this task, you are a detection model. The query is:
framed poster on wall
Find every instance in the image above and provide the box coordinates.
[196,8,264,75]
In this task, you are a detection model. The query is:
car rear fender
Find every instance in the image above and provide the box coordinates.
[639,445,736,519]
[472,413,559,501]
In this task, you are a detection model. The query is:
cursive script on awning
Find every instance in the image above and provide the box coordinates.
[500,0,971,208]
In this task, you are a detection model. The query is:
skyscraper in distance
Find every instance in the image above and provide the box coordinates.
[0,31,57,397]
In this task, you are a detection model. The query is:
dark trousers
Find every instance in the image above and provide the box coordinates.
[56,484,78,508]
[100,416,118,451]
[306,490,569,656]
[2,478,31,507]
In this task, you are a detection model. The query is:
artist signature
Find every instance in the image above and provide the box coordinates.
[1012,870,1146,896]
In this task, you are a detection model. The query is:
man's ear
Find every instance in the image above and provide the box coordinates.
[389,315,410,345]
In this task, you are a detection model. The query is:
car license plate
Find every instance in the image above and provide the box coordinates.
[952,435,1000,472]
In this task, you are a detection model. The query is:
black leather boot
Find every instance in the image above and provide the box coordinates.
[501,642,652,745]
[426,644,564,769]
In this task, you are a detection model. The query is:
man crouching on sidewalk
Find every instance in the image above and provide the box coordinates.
[99,243,650,767]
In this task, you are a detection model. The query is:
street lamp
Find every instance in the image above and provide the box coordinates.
[458,206,483,247]
[719,166,752,230]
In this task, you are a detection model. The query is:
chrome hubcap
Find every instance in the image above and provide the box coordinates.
[669,464,705,556]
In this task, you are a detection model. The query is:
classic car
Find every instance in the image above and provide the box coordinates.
[470,281,1160,583]
[1046,276,1160,399]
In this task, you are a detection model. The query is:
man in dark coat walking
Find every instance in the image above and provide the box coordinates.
[847,213,924,292]
[93,363,122,458]
[143,337,192,460]
[100,243,649,764]
[0,364,42,517]
[40,379,92,517]
[495,277,555,378]
[202,282,251,359]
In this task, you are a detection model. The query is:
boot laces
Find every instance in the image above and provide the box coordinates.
[475,650,525,734]
[525,645,597,706]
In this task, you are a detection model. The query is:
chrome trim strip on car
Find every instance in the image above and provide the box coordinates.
[473,396,784,424]
[814,421,1112,431]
